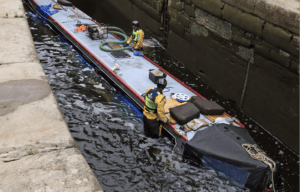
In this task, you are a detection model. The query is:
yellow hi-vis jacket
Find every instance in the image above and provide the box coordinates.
[126,28,144,50]
[143,87,168,123]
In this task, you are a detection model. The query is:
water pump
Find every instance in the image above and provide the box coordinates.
[86,24,108,40]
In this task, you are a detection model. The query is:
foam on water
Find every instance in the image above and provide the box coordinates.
[94,83,105,89]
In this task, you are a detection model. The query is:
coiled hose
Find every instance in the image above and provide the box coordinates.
[100,26,132,52]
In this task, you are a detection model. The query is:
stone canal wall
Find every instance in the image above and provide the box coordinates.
[0,0,103,191]
[108,0,299,153]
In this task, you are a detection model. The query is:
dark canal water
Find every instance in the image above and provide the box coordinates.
[24,1,298,191]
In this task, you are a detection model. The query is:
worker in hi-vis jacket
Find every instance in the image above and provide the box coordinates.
[124,21,144,53]
[143,78,172,137]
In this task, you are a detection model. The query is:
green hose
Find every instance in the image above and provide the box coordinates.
[100,26,132,52]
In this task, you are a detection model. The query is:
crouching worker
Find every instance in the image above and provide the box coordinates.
[143,78,172,137]
[124,21,144,53]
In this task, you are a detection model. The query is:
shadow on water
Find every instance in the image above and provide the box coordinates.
[24,1,298,191]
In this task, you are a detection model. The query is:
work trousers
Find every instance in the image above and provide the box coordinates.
[133,45,144,53]
[143,115,162,137]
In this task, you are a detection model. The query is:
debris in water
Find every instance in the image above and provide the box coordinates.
[124,122,134,130]
[82,67,93,71]
[72,100,90,110]
[94,83,105,89]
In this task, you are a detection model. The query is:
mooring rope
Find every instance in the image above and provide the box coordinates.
[242,144,276,192]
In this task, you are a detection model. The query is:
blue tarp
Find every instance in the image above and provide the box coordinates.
[202,155,250,186]
[133,50,144,57]
[184,124,271,190]
[117,92,143,117]
[36,4,58,22]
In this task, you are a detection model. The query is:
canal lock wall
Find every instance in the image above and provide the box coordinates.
[108,0,299,153]
[0,0,103,190]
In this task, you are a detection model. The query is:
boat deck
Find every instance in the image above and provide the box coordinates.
[32,0,243,141]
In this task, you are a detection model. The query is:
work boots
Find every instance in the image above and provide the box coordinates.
[57,0,72,6]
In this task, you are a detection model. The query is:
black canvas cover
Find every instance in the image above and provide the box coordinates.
[57,0,72,6]
[190,96,225,115]
[184,124,276,191]
[170,103,200,125]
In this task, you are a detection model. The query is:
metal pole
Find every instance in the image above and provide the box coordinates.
[239,60,252,109]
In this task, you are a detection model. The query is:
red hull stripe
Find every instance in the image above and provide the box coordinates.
[49,16,146,103]
[104,26,244,129]
[32,1,242,141]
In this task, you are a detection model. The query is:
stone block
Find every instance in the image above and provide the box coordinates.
[279,49,290,57]
[290,59,300,74]
[0,0,25,18]
[221,0,256,13]
[254,0,300,35]
[222,4,264,38]
[168,7,179,20]
[168,30,248,106]
[176,12,190,28]
[262,23,294,55]
[185,0,192,4]
[185,4,195,17]
[0,79,51,118]
[254,40,288,60]
[291,35,300,56]
[167,31,191,71]
[142,2,161,22]
[0,62,46,83]
[185,32,205,51]
[270,49,291,68]
[145,15,163,36]
[149,31,163,42]
[242,54,299,153]
[170,19,185,38]
[107,0,161,36]
[236,46,254,62]
[0,91,74,156]
[109,0,134,18]
[231,27,252,48]
[150,0,164,12]
[0,19,39,63]
[233,37,252,48]
[195,8,232,40]
[171,0,182,11]
[0,148,103,192]
[254,43,271,59]
[261,40,278,50]
[192,0,224,18]
[110,0,148,32]
[191,22,208,37]
[131,0,143,9]
[184,31,193,42]
[291,35,300,47]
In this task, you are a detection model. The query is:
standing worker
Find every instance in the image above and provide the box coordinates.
[124,21,144,53]
[143,78,172,137]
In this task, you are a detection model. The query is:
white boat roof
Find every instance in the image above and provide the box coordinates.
[33,0,240,140]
